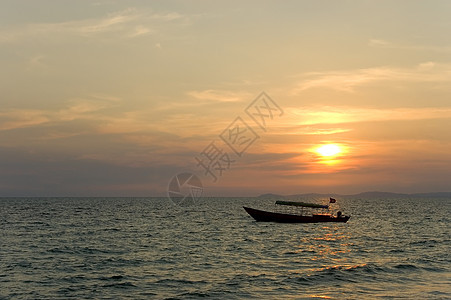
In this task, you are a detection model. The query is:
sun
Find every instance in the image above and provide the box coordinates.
[315,144,341,157]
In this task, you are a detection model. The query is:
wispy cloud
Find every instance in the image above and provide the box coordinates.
[186,89,251,103]
[149,12,184,21]
[79,9,137,35]
[0,94,121,131]
[0,9,133,42]
[0,110,50,131]
[127,25,153,38]
[0,92,225,148]
[368,39,391,47]
[287,106,451,126]
[0,8,189,43]
[292,62,451,93]
[368,38,451,53]
[283,127,352,136]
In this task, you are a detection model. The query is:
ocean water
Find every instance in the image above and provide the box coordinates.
[1,196,450,299]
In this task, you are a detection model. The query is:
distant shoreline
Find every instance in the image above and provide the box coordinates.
[257,191,451,199]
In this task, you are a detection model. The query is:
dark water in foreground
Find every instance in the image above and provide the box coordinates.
[1,197,450,299]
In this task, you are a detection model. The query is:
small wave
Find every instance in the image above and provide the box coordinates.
[317,263,385,274]
[422,265,448,272]
[99,275,125,281]
[409,239,438,247]
[155,278,208,285]
[283,251,300,255]
[177,291,210,298]
[60,274,87,283]
[78,247,117,254]
[28,221,51,226]
[285,263,387,285]
[221,273,279,290]
[48,247,70,254]
[393,263,419,270]
[102,227,121,232]
[102,281,137,288]
[410,239,438,244]
[48,246,120,255]
[388,249,405,253]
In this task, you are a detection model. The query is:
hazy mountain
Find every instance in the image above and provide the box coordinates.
[258,191,451,199]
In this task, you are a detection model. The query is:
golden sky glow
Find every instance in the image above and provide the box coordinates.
[1,1,451,196]
[315,144,342,157]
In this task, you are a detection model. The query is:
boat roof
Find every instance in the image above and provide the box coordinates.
[275,200,329,209]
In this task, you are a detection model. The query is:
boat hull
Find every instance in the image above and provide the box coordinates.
[243,206,350,223]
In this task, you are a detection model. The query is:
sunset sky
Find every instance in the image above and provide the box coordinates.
[1,1,451,196]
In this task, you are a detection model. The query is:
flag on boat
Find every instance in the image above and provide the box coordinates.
[329,197,336,203]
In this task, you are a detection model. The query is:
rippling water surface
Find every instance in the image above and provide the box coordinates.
[1,197,450,299]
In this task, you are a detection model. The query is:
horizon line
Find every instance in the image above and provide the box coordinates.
[1,191,451,198]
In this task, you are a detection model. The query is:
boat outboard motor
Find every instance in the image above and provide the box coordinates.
[337,211,342,218]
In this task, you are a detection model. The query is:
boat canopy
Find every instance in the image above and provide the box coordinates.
[275,200,329,209]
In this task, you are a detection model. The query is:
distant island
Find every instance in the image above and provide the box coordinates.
[257,191,451,199]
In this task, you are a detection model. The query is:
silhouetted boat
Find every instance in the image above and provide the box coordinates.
[243,200,350,223]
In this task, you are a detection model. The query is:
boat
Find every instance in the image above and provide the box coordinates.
[243,200,350,223]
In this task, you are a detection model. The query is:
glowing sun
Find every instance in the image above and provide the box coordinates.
[316,144,342,157]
